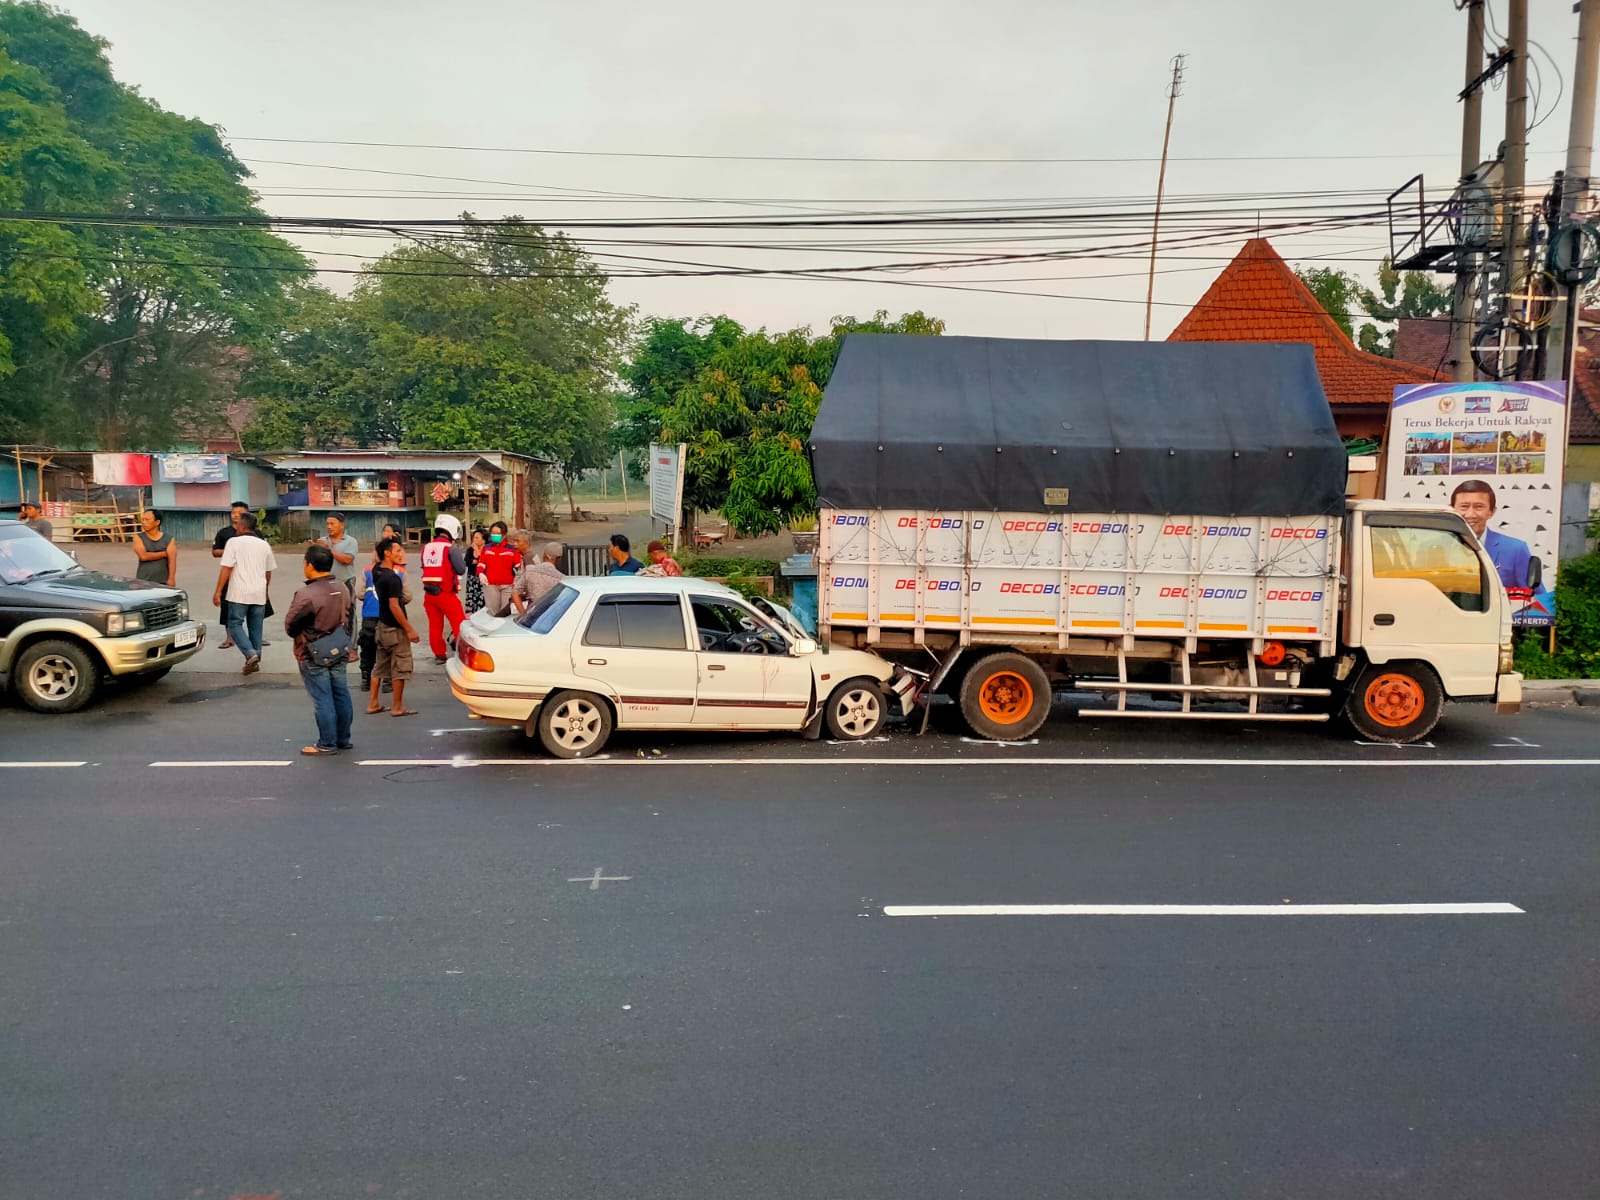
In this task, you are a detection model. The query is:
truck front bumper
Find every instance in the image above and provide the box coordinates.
[1496,671,1523,715]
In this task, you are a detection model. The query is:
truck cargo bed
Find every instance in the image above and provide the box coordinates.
[820,509,1340,649]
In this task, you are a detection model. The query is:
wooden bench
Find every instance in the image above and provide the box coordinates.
[694,522,729,550]
[404,526,428,546]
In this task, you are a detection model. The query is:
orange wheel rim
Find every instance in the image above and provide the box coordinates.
[978,671,1034,723]
[1364,673,1424,728]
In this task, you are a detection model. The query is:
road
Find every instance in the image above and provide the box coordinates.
[2,675,1597,1199]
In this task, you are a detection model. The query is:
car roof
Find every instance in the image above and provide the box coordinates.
[561,574,744,600]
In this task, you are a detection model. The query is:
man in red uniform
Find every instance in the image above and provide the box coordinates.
[420,521,468,663]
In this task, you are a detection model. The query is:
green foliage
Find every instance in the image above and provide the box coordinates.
[678,553,781,579]
[652,309,944,535]
[0,2,308,448]
[1513,552,1600,679]
[245,219,631,501]
[1295,257,1451,358]
[619,315,743,450]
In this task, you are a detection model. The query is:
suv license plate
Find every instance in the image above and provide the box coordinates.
[173,627,199,648]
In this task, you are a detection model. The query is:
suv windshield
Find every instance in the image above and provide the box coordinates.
[0,524,78,584]
[515,584,579,634]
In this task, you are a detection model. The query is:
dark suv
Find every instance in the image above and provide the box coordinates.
[0,520,205,712]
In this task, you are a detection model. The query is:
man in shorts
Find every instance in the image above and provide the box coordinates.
[369,537,422,717]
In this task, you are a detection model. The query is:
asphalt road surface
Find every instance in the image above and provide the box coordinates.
[2,674,1597,1199]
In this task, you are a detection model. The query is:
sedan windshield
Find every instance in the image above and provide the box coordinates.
[0,524,78,584]
[514,584,579,634]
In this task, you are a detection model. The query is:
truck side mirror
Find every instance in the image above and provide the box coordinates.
[1526,556,1542,590]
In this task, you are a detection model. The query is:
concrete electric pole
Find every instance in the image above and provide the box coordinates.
[1143,54,1186,341]
[1544,0,1600,384]
[1451,0,1486,381]
[1501,0,1530,316]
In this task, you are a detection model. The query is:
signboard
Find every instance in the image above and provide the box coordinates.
[91,453,151,486]
[1387,382,1566,626]
[155,453,228,484]
[648,442,686,549]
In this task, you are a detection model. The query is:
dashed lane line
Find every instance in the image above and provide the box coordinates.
[0,761,87,768]
[883,902,1527,917]
[148,759,295,768]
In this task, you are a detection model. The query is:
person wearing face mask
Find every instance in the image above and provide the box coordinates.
[476,520,520,617]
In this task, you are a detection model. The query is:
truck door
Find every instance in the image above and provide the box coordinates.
[1354,512,1500,697]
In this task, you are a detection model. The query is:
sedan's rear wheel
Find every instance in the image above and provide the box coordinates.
[537,690,614,759]
[824,678,886,740]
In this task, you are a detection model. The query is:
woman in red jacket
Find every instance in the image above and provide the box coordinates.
[476,520,521,617]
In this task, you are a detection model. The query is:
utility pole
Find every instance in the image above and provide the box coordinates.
[1501,0,1530,321]
[1544,0,1600,384]
[1143,53,1186,341]
[1451,0,1486,381]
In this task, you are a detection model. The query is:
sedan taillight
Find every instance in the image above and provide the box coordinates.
[460,645,495,673]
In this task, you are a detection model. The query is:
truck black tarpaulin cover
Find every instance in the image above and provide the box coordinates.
[810,335,1348,517]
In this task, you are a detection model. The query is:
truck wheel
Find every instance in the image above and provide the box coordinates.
[14,639,100,714]
[537,690,613,758]
[959,652,1052,741]
[1343,662,1444,744]
[825,678,886,740]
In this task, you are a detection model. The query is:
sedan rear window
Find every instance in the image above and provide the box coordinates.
[515,585,579,634]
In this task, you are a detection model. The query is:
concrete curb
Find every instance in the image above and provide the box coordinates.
[1522,680,1600,707]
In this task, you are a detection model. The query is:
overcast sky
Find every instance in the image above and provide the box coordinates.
[49,0,1596,340]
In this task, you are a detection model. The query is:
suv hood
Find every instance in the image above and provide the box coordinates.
[3,568,182,610]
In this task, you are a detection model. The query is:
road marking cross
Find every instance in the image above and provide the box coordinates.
[569,867,632,892]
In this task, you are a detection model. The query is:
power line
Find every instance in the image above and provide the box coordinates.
[227,134,1531,166]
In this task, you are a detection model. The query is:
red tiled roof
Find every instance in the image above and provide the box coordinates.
[1392,315,1600,444]
[1168,238,1438,405]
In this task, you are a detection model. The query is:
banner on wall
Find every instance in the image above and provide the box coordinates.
[91,453,151,487]
[155,453,228,484]
[1387,382,1567,627]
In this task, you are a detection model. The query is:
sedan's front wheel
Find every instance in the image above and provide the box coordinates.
[537,690,614,759]
[824,678,887,740]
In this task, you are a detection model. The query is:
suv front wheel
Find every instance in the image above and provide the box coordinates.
[13,638,100,713]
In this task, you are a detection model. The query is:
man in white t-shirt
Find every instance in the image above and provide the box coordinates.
[212,511,278,673]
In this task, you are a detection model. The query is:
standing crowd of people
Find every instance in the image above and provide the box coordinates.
[200,506,573,756]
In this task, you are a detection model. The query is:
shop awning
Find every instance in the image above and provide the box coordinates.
[271,454,496,474]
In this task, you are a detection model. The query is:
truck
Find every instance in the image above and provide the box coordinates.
[809,335,1522,745]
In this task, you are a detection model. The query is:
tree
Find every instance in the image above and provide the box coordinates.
[1296,257,1452,358]
[654,309,945,534]
[618,314,744,453]
[0,2,308,448]
[249,219,632,503]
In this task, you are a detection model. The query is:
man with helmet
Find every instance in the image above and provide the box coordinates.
[419,513,467,663]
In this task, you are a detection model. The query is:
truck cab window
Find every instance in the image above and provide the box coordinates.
[1369,525,1487,613]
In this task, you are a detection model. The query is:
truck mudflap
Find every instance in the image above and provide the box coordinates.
[1496,672,1523,715]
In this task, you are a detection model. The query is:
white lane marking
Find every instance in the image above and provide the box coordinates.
[568,867,632,891]
[148,760,295,767]
[0,761,86,768]
[430,727,494,737]
[1353,740,1436,748]
[350,756,1600,769]
[1493,736,1541,748]
[960,737,1040,747]
[884,902,1526,917]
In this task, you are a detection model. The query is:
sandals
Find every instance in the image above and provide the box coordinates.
[391,708,420,717]
[301,746,338,756]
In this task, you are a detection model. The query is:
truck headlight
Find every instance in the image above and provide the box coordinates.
[106,612,144,635]
[178,598,190,620]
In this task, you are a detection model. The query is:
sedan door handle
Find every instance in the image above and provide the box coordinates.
[587,657,607,665]
[707,663,727,671]
[1372,613,1395,626]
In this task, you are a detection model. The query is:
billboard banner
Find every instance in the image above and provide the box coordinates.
[155,453,228,484]
[647,442,686,542]
[1388,382,1566,626]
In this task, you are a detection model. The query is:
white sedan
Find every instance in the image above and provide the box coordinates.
[446,575,918,757]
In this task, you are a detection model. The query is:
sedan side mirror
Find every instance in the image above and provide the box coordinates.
[790,637,818,656]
